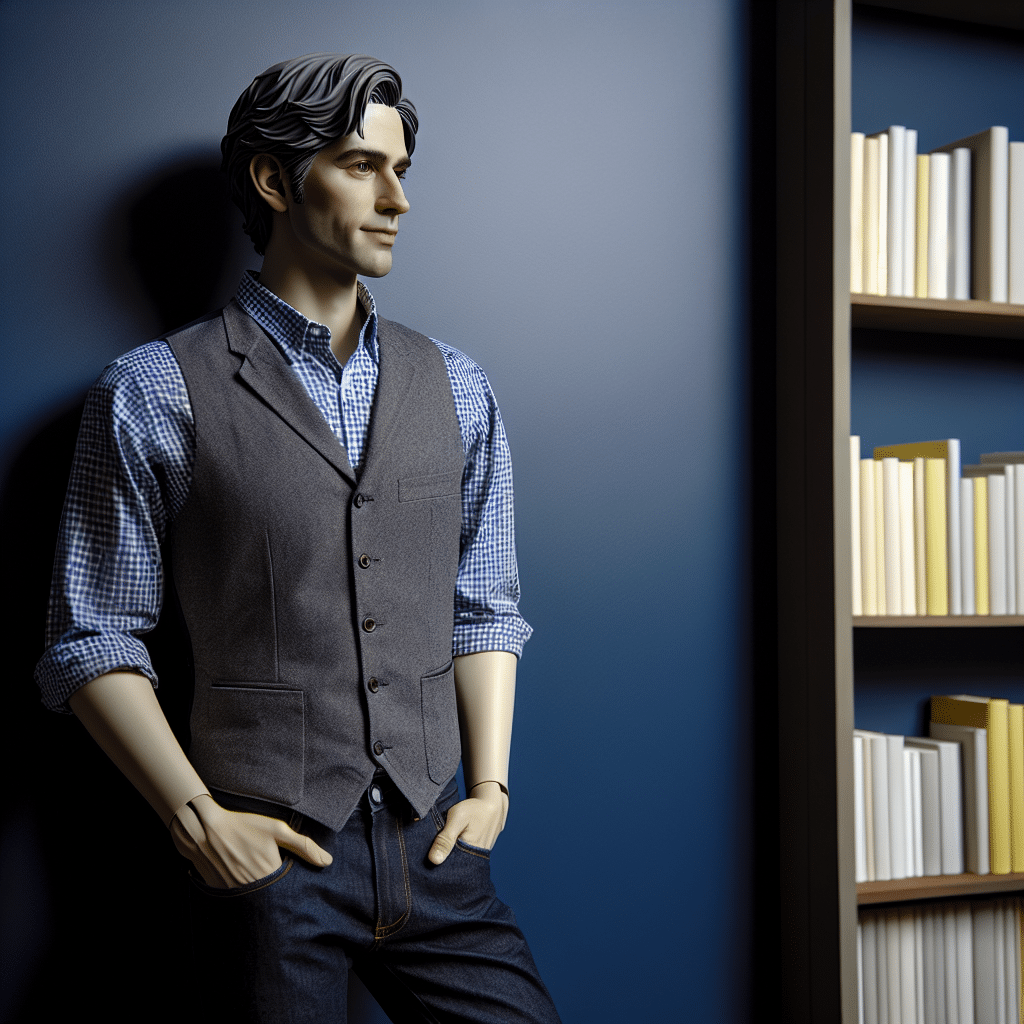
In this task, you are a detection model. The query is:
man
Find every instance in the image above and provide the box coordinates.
[35,53,560,1023]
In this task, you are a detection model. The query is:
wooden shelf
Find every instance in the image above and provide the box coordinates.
[851,294,1024,339]
[858,871,1024,905]
[854,614,1024,627]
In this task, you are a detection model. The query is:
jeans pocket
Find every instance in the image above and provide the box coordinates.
[188,856,293,897]
[454,838,492,859]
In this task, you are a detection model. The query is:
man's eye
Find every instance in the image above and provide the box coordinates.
[355,162,372,172]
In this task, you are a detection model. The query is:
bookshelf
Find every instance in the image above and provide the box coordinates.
[775,1,1024,1021]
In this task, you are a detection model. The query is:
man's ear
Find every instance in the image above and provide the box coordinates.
[249,154,289,213]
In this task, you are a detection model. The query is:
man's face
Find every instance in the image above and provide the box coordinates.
[280,103,411,281]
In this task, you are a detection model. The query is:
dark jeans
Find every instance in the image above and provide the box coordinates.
[188,773,560,1024]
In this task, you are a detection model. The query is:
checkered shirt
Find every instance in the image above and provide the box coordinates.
[35,273,531,712]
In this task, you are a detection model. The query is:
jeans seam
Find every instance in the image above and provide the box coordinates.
[374,817,412,941]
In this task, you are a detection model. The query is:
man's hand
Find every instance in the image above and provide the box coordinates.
[170,793,332,888]
[428,781,509,865]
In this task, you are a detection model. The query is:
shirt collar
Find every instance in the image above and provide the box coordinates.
[235,270,379,366]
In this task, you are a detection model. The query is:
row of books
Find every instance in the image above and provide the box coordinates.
[854,695,1024,883]
[857,899,1021,1024]
[850,439,1024,617]
[850,125,1024,303]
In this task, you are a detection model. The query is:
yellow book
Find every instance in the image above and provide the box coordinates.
[915,154,929,297]
[975,476,990,615]
[924,458,948,615]
[932,695,1012,875]
[1011,703,1024,873]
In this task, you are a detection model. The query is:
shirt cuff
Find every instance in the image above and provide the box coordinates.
[452,616,534,660]
[34,633,158,714]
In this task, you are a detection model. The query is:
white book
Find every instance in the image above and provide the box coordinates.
[961,477,977,616]
[862,911,879,1024]
[855,734,868,882]
[910,749,923,876]
[916,745,940,876]
[865,136,882,295]
[857,917,864,1024]
[929,721,990,874]
[995,902,1008,1024]
[906,736,963,875]
[856,730,893,879]
[1003,465,1016,615]
[883,457,902,615]
[852,134,865,294]
[1017,466,1024,616]
[1007,901,1020,1024]
[875,132,889,296]
[932,906,947,1024]
[914,458,927,616]
[989,473,1007,615]
[955,903,975,1024]
[904,748,916,877]
[899,907,916,1024]
[922,906,936,1024]
[949,147,971,300]
[936,127,1010,302]
[913,912,924,1024]
[861,459,879,615]
[887,126,907,297]
[946,440,963,616]
[899,461,916,616]
[943,905,960,1024]
[928,152,950,299]
[1010,141,1024,304]
[903,129,917,298]
[886,909,901,1024]
[852,436,863,615]
[874,460,887,615]
[972,901,997,1024]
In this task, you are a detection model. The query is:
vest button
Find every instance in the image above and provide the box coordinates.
[358,553,371,568]
[373,741,384,756]
[354,493,365,508]
[368,677,379,693]
[362,617,376,632]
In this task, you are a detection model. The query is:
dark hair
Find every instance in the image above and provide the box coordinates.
[221,53,418,255]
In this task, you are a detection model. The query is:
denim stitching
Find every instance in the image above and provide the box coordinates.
[374,817,412,941]
[191,858,293,897]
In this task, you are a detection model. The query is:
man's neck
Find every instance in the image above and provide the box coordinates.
[257,252,367,365]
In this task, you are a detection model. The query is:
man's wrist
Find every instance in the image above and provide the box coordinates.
[469,780,508,798]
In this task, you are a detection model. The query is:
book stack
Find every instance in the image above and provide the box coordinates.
[850,438,1024,616]
[858,899,1022,1024]
[850,125,1024,302]
[854,696,1024,883]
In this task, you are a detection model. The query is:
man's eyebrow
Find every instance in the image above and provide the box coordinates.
[336,147,412,169]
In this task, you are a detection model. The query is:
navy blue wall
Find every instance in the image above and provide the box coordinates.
[850,4,1024,738]
[1,1,753,1020]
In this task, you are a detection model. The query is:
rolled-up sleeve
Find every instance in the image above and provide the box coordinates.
[434,341,533,659]
[34,342,193,712]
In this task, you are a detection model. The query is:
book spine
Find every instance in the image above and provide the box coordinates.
[903,129,917,297]
[988,698,1012,875]
[875,460,887,615]
[928,152,950,299]
[1017,466,1024,618]
[960,477,976,616]
[851,134,865,294]
[888,126,906,297]
[899,460,916,615]
[989,474,1007,615]
[878,132,889,296]
[861,459,878,615]
[851,436,863,615]
[1009,704,1024,874]
[946,439,962,615]
[1006,465,1017,615]
[950,147,971,300]
[915,154,930,298]
[883,457,902,615]
[925,458,948,615]
[1010,141,1024,304]
[855,734,867,882]
[915,458,927,615]
[864,136,881,295]
[976,476,990,615]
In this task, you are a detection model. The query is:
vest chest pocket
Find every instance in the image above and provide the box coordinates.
[398,468,462,502]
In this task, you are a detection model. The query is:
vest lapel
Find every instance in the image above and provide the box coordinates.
[222,301,357,485]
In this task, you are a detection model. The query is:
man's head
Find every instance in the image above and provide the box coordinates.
[222,53,418,255]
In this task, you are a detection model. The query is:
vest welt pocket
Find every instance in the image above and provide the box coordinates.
[398,468,462,502]
[420,661,460,785]
[196,684,305,806]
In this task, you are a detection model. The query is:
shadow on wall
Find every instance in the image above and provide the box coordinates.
[0,156,388,1023]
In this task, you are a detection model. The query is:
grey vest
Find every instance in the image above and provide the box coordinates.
[165,300,464,831]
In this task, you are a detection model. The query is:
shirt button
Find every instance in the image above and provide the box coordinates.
[373,741,384,756]
[362,617,376,633]
[368,677,379,693]
[354,494,365,508]
[370,786,382,803]
[358,553,372,568]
